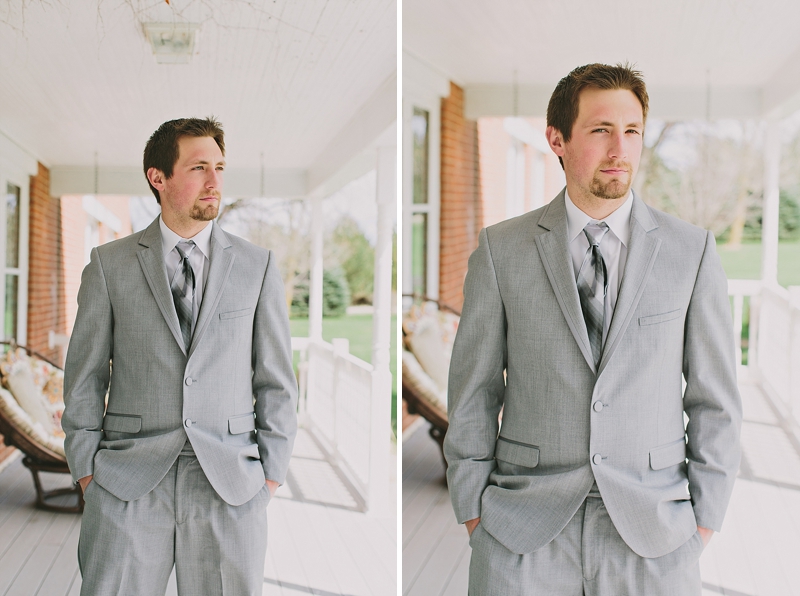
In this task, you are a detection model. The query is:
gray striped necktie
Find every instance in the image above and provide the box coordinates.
[577,222,609,367]
[171,240,196,350]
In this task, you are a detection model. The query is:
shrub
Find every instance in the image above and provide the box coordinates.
[291,268,351,317]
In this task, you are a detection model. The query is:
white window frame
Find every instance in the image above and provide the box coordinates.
[0,149,33,346]
[402,52,449,303]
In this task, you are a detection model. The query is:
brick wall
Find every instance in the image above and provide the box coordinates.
[439,82,481,311]
[27,162,65,365]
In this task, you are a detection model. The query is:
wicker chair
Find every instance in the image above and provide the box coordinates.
[401,296,460,462]
[0,342,83,513]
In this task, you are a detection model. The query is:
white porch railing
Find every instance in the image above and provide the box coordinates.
[728,279,800,437]
[291,336,386,512]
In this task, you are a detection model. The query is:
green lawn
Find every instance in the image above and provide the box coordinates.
[716,242,800,287]
[290,314,398,438]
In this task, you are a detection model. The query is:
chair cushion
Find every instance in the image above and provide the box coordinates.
[406,316,450,392]
[6,361,55,434]
[404,302,460,393]
[402,350,447,411]
[0,387,65,456]
[0,348,65,438]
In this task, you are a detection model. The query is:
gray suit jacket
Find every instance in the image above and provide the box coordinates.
[62,217,298,506]
[444,191,742,558]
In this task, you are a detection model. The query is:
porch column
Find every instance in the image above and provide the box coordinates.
[762,120,780,286]
[309,197,324,341]
[368,143,395,515]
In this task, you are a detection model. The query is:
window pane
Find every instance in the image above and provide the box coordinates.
[5,275,17,341]
[6,183,20,268]
[412,108,429,205]
[411,213,427,297]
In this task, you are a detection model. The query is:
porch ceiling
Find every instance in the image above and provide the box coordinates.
[0,0,396,196]
[404,0,800,120]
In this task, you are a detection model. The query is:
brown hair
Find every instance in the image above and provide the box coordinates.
[143,117,225,203]
[546,62,648,147]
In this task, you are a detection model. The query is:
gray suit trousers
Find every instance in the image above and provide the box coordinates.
[78,453,270,596]
[468,496,704,596]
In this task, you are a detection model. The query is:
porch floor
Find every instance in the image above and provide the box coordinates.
[403,378,800,596]
[0,427,396,596]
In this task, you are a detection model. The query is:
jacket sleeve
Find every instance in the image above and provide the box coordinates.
[444,228,507,523]
[252,250,298,485]
[683,230,743,531]
[62,247,113,483]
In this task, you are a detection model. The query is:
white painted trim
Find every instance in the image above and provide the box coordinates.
[402,50,448,299]
[308,72,397,194]
[308,198,324,342]
[402,97,441,298]
[403,50,452,100]
[504,118,549,153]
[17,180,29,347]
[0,129,39,178]
[762,43,800,118]
[82,195,122,233]
[0,135,33,346]
[312,123,396,200]
[761,120,780,285]
[0,175,29,346]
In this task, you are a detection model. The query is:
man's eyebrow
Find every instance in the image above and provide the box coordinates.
[586,120,643,128]
[188,159,226,166]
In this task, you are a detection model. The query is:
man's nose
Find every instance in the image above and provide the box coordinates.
[206,168,222,189]
[608,132,627,160]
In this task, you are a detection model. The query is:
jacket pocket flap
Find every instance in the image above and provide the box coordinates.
[650,438,687,470]
[103,413,141,434]
[220,308,254,320]
[229,413,256,434]
[639,309,682,326]
[495,437,539,468]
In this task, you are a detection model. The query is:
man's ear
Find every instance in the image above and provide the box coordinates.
[146,167,166,191]
[546,126,566,158]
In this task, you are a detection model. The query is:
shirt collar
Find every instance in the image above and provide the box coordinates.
[159,216,213,261]
[564,189,633,247]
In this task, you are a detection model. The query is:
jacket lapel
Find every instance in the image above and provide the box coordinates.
[597,193,661,377]
[187,223,235,359]
[535,191,597,374]
[136,217,187,354]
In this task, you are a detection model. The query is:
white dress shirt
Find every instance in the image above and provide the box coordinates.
[564,189,633,344]
[159,216,213,325]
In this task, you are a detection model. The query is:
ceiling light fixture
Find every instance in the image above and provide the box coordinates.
[143,22,200,64]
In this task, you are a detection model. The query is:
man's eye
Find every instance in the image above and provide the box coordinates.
[592,128,608,133]
[627,129,641,135]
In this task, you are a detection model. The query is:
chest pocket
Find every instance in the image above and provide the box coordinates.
[219,307,253,320]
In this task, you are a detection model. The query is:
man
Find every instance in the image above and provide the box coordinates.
[62,117,297,595]
[444,64,741,595]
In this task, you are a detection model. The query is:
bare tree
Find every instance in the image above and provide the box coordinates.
[221,198,311,309]
[638,121,763,242]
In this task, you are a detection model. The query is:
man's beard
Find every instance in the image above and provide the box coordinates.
[590,164,632,200]
[190,200,219,222]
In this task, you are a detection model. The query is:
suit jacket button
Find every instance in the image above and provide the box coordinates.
[185,377,193,386]
[593,401,604,412]
[184,418,193,428]
[592,453,602,465]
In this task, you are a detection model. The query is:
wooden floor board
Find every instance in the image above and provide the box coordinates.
[6,509,76,596]
[36,518,81,596]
